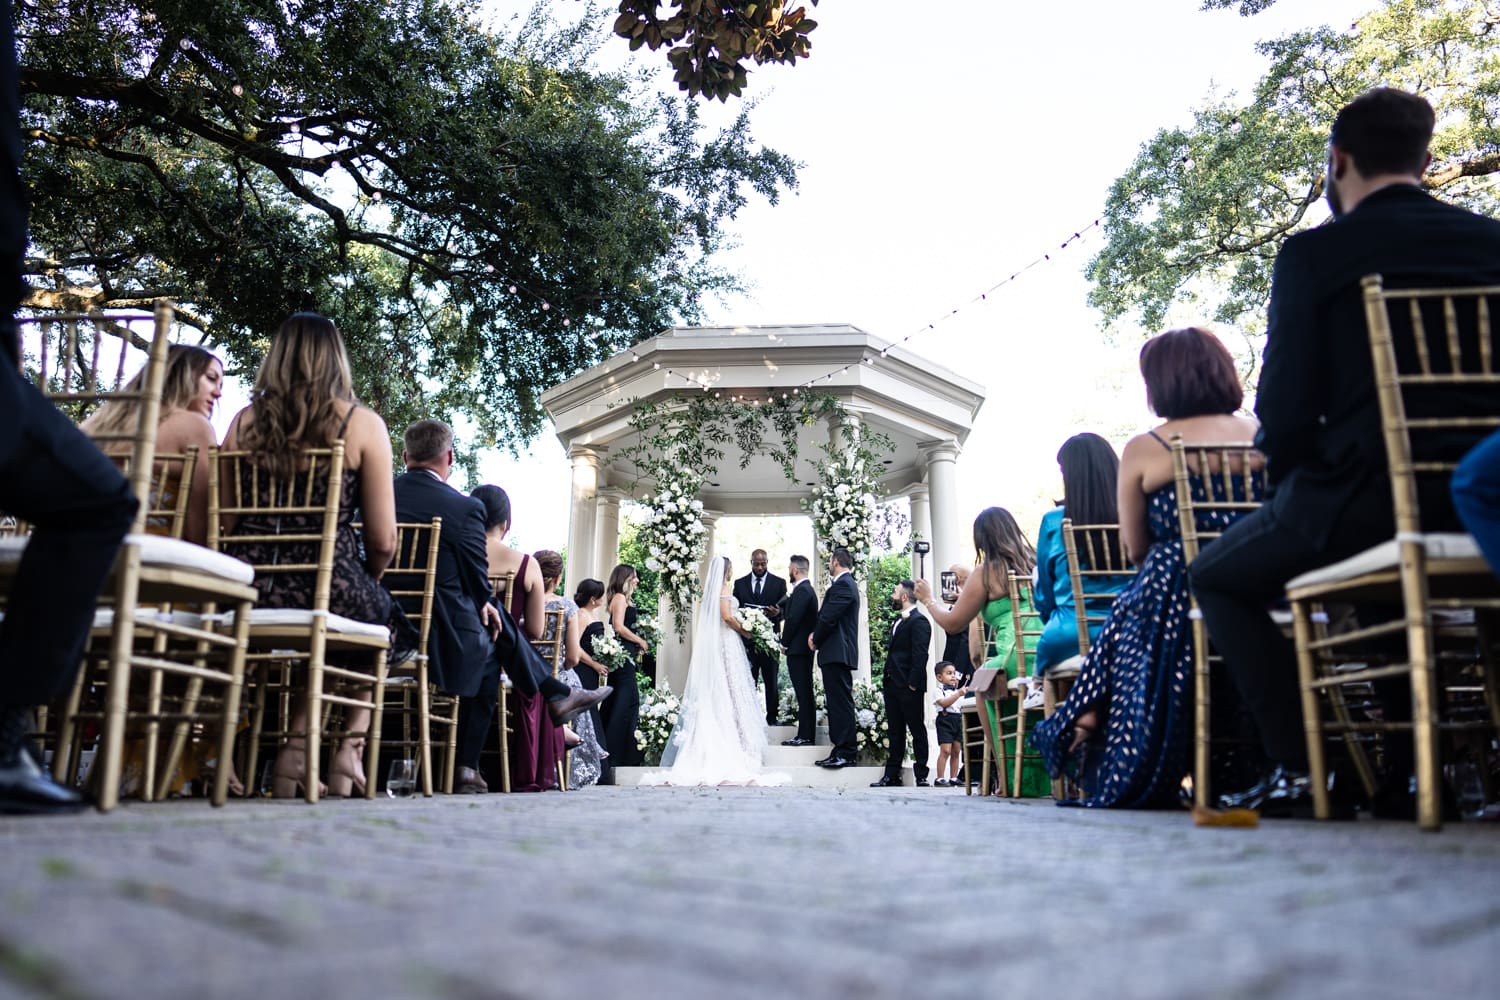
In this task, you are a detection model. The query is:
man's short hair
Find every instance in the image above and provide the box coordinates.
[789,554,810,575]
[404,419,453,465]
[1330,87,1435,178]
[830,547,854,570]
[898,579,916,603]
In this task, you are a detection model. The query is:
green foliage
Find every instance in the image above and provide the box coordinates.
[19,0,799,453]
[1089,0,1500,343]
[608,1,818,101]
[616,517,661,624]
[864,548,914,686]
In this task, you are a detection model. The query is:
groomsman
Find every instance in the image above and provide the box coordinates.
[732,548,787,726]
[872,580,932,787]
[778,555,819,746]
[812,548,860,769]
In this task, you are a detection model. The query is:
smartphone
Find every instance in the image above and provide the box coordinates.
[939,570,959,603]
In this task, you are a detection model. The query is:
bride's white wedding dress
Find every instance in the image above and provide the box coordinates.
[639,556,786,787]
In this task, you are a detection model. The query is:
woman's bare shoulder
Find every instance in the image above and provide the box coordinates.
[157,410,217,452]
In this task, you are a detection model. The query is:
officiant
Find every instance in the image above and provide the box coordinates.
[732,548,787,727]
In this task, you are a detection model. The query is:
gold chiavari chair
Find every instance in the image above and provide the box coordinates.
[488,571,517,793]
[375,519,453,797]
[959,697,986,796]
[4,305,257,811]
[994,572,1047,798]
[1288,275,1500,830]
[1170,435,1268,811]
[213,443,389,803]
[530,606,568,790]
[969,620,1003,796]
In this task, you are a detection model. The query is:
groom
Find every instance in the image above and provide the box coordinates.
[811,547,860,769]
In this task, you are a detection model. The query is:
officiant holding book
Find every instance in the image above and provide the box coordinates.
[732,548,787,726]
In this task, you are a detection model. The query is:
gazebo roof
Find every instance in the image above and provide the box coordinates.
[540,324,986,514]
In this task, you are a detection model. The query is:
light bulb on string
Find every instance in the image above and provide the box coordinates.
[508,285,517,294]
[485,264,495,273]
[653,362,660,370]
[630,352,640,362]
[231,84,243,97]
[541,301,550,311]
[179,37,191,49]
[563,318,570,327]
[290,122,300,134]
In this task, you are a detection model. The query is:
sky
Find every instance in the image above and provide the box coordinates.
[211,0,1376,558]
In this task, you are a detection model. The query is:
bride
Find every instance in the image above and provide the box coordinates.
[639,556,785,787]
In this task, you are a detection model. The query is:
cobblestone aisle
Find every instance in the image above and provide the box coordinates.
[1,788,1496,999]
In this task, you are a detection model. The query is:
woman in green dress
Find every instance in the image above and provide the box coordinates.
[916,507,1050,797]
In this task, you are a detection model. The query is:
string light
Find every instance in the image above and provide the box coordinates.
[231,84,243,97]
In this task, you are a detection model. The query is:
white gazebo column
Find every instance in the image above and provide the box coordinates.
[907,483,932,582]
[924,440,963,583]
[594,488,622,580]
[660,509,720,697]
[565,446,603,593]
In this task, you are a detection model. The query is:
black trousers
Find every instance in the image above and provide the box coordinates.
[455,614,572,770]
[456,665,500,770]
[747,644,779,725]
[786,653,816,741]
[1188,492,1389,771]
[0,364,136,708]
[883,685,928,781]
[820,662,856,760]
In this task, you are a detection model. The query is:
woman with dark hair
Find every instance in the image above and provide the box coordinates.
[223,312,412,798]
[1032,433,1131,676]
[599,563,646,772]
[470,484,559,791]
[916,507,1050,797]
[573,578,612,780]
[532,551,607,789]
[1030,327,1265,808]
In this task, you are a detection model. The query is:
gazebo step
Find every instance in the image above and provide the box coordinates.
[612,764,912,789]
[765,724,828,744]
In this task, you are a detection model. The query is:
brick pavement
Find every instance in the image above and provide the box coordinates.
[0,789,1496,999]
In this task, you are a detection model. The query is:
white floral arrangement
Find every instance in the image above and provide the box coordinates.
[631,614,662,657]
[635,682,681,766]
[802,450,878,575]
[776,669,827,724]
[854,677,901,764]
[734,606,781,660]
[591,624,634,672]
[641,472,709,637]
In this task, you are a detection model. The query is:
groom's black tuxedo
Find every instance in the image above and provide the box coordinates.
[780,577,819,742]
[733,570,788,725]
[813,571,860,761]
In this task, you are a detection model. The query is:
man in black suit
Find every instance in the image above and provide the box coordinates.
[1189,88,1500,814]
[392,420,607,793]
[0,0,138,814]
[872,580,932,787]
[732,548,787,726]
[778,554,819,746]
[811,547,860,768]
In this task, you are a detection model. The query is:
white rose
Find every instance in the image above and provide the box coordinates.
[857,709,876,727]
[668,559,681,571]
[645,557,661,571]
[668,712,678,723]
[634,730,644,741]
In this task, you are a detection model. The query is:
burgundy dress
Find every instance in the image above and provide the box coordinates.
[504,555,566,792]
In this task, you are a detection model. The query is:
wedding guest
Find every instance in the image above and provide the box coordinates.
[931,662,969,787]
[473,484,560,792]
[393,426,605,795]
[732,548,787,725]
[1453,428,1500,576]
[871,579,932,788]
[601,563,646,769]
[537,559,608,789]
[1191,88,1500,817]
[1032,433,1131,676]
[1031,327,1264,808]
[0,0,137,811]
[82,344,222,544]
[916,508,1048,796]
[223,313,415,798]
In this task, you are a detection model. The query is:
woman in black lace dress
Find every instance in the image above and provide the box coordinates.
[222,313,411,798]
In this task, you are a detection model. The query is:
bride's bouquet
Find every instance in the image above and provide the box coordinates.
[735,606,781,660]
[591,624,634,672]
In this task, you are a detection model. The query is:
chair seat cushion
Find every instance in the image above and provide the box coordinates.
[1046,655,1083,680]
[92,608,206,629]
[243,608,390,640]
[0,534,253,586]
[1286,533,1480,591]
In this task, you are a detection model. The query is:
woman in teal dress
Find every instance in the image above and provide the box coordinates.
[917,507,1050,797]
[1033,433,1132,675]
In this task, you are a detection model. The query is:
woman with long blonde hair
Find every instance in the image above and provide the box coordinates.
[222,312,410,798]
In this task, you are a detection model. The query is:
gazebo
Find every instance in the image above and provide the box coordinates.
[540,323,986,692]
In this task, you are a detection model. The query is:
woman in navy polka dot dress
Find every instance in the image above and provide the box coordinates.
[1032,328,1265,808]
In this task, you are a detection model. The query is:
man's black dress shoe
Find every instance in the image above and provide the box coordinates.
[1217,764,1321,818]
[0,750,87,815]
[817,756,855,769]
[548,685,612,725]
[870,775,901,787]
[914,778,930,787]
[813,754,836,766]
[782,737,814,747]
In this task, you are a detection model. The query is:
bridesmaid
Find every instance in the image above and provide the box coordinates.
[575,579,611,779]
[600,563,648,771]
[916,508,1050,797]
